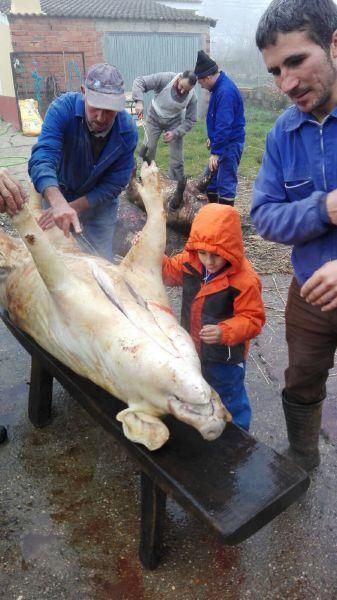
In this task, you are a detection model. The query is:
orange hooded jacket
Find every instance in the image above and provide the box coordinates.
[162,203,265,363]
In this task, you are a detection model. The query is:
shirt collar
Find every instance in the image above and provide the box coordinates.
[285,104,337,131]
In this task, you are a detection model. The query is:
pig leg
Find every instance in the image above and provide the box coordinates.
[120,162,169,308]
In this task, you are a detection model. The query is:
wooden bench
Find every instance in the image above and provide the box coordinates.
[0,309,310,569]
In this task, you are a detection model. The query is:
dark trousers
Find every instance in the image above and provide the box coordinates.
[285,277,337,403]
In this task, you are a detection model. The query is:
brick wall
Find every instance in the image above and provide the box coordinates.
[9,16,104,66]
[2,15,209,126]
[8,16,104,118]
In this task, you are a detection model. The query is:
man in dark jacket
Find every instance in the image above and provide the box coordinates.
[28,63,138,261]
[194,51,245,205]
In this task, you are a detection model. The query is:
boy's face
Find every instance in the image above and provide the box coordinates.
[197,250,227,274]
[262,30,337,121]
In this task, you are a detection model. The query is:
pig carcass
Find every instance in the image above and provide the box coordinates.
[0,163,230,451]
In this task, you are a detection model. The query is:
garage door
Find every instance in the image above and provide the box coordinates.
[104,32,202,114]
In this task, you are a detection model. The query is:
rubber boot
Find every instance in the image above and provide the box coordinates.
[282,392,322,471]
[218,197,234,206]
[138,143,150,165]
[207,192,218,203]
[169,176,187,211]
[0,425,7,444]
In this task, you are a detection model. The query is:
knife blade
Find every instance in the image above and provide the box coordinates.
[72,230,100,256]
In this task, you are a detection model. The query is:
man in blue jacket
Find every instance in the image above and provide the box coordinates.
[251,0,337,470]
[194,51,245,205]
[28,63,138,261]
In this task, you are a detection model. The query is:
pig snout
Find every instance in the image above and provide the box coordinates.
[199,418,226,441]
[168,397,227,441]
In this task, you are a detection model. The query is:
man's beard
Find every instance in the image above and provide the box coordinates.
[310,56,337,114]
[86,117,115,137]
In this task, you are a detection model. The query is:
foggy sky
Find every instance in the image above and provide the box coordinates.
[196,0,274,58]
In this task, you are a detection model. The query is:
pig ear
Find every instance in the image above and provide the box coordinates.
[116,408,169,451]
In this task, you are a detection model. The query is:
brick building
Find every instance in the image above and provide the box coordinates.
[0,0,214,129]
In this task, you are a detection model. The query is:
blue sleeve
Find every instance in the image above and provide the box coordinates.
[250,130,331,245]
[28,96,70,193]
[211,89,236,156]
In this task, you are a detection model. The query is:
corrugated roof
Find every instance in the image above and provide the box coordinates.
[0,0,215,25]
[157,0,202,3]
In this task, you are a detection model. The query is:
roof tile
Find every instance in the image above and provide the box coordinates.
[0,0,215,25]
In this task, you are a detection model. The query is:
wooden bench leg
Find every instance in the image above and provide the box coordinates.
[138,471,167,569]
[28,356,53,427]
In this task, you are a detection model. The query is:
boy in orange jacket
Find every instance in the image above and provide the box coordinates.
[163,203,265,430]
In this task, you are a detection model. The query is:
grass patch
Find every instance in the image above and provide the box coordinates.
[240,104,282,180]
[136,102,281,181]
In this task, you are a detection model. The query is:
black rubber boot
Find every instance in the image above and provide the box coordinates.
[169,176,187,211]
[218,197,234,206]
[207,192,218,203]
[138,143,150,165]
[0,425,8,444]
[282,392,323,471]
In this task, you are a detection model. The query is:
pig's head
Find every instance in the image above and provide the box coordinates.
[115,348,231,450]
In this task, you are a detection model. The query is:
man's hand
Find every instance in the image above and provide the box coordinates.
[326,189,337,225]
[134,101,144,119]
[163,131,175,143]
[208,154,219,172]
[199,324,222,344]
[301,260,337,311]
[0,168,27,216]
[38,202,82,237]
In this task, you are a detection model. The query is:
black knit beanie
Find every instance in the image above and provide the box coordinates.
[194,50,218,79]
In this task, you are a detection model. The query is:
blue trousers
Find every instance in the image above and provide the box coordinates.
[80,200,118,262]
[202,361,251,431]
[43,198,118,262]
[207,143,243,199]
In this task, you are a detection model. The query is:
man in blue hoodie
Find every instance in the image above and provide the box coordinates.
[194,50,245,205]
[28,63,138,261]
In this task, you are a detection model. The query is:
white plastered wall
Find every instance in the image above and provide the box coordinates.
[0,13,15,97]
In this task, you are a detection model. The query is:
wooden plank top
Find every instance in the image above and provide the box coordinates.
[1,309,310,545]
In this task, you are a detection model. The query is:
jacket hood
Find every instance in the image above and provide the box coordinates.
[185,203,244,272]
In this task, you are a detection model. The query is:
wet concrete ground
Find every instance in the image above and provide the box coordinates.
[1,123,337,599]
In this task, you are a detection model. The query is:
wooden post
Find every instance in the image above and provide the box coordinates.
[138,471,167,569]
[28,356,53,427]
